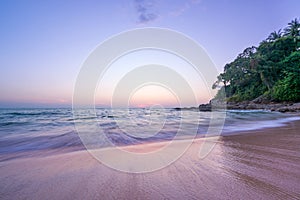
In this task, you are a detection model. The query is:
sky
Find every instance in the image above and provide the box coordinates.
[0,0,299,108]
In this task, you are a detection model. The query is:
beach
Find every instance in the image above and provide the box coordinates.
[1,1,300,199]
[1,119,299,200]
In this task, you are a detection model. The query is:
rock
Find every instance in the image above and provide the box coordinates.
[174,107,198,111]
[197,100,300,113]
[252,95,271,104]
[277,103,300,113]
[199,104,212,112]
[277,108,289,113]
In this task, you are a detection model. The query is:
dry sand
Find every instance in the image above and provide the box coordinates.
[1,121,300,200]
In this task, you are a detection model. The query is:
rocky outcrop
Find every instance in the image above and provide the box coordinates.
[199,104,212,111]
[198,101,300,113]
[276,103,300,113]
[199,100,226,111]
[226,102,300,112]
[174,107,198,111]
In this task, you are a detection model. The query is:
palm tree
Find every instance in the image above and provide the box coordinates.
[267,29,282,41]
[284,18,300,37]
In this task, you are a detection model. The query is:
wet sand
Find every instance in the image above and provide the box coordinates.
[1,120,300,199]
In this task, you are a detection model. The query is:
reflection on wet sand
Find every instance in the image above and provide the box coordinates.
[0,121,300,199]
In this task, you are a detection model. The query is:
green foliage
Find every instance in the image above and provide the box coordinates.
[284,18,300,37]
[272,72,300,101]
[271,51,300,101]
[213,18,300,103]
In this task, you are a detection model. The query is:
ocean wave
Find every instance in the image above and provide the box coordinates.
[0,108,299,157]
[0,131,83,155]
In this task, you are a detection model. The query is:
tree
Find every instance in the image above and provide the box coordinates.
[213,19,300,103]
[267,29,282,41]
[284,18,300,37]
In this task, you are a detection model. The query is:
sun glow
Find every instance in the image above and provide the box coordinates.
[128,85,180,108]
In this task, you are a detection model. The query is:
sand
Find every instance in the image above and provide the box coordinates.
[1,121,300,200]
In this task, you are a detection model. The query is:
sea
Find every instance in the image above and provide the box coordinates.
[0,108,299,160]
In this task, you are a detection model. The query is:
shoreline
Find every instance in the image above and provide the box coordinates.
[1,112,299,162]
[1,119,300,199]
[226,102,300,113]
[197,101,300,113]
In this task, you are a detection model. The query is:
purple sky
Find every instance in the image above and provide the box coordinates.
[0,0,299,107]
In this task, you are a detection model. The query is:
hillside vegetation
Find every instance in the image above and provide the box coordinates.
[213,18,300,103]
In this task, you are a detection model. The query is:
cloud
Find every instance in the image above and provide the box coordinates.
[134,0,158,24]
[132,0,202,24]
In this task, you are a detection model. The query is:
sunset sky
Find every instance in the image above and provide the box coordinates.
[0,0,299,107]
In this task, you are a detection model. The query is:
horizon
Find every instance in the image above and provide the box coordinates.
[0,105,185,109]
[1,0,299,108]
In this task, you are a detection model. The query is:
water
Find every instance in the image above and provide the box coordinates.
[0,108,299,157]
